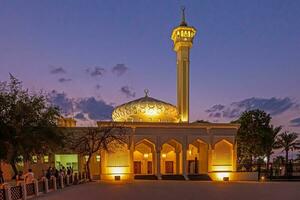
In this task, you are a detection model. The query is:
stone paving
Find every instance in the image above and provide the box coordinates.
[36,180,300,200]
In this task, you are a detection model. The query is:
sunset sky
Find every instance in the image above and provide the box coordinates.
[0,0,300,130]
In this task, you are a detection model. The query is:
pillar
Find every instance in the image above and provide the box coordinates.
[3,184,12,200]
[33,179,39,196]
[176,150,181,174]
[182,145,187,179]
[129,128,135,180]
[20,182,27,200]
[156,150,161,179]
[233,142,237,171]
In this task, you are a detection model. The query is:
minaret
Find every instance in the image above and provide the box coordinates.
[171,7,196,122]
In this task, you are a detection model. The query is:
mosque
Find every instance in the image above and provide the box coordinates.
[1,9,257,182]
[87,9,243,181]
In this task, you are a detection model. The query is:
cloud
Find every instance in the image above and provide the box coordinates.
[48,90,74,115]
[290,118,300,127]
[206,97,297,119]
[112,64,128,76]
[48,91,113,121]
[77,97,114,120]
[95,84,101,90]
[120,86,136,98]
[58,78,72,83]
[50,67,66,74]
[86,67,106,77]
[75,113,86,120]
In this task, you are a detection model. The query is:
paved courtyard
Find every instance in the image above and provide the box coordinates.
[37,180,300,200]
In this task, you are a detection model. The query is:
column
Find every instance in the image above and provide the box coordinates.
[129,128,135,179]
[232,142,237,171]
[208,145,213,172]
[176,150,180,174]
[182,145,187,179]
[156,150,161,179]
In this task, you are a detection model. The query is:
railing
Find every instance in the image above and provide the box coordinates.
[0,172,88,200]
[26,183,35,196]
[0,189,5,200]
[10,185,22,200]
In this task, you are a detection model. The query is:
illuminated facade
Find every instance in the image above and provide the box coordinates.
[94,9,248,181]
[1,9,258,182]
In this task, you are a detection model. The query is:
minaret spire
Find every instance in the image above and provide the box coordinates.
[171,6,197,123]
[180,6,187,26]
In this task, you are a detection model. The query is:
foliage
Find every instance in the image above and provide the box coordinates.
[274,131,299,175]
[233,109,281,171]
[0,75,64,175]
[68,125,126,181]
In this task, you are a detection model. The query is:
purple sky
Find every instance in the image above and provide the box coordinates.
[0,0,300,129]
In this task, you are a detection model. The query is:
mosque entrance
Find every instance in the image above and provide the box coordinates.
[133,139,155,175]
[134,161,142,174]
[165,161,174,174]
[147,161,152,174]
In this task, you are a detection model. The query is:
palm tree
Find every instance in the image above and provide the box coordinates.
[275,132,300,175]
[261,126,282,172]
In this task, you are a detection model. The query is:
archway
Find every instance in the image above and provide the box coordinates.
[133,139,155,174]
[212,139,233,171]
[161,139,182,174]
[188,139,209,174]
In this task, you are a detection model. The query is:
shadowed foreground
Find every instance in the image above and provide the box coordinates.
[36,180,300,200]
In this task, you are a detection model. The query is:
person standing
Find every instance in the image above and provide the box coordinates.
[24,169,34,183]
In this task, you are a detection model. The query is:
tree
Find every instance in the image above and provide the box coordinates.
[68,125,126,181]
[0,75,64,176]
[261,125,282,172]
[274,131,300,175]
[234,109,273,171]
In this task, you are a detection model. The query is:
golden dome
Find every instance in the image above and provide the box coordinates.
[112,90,179,123]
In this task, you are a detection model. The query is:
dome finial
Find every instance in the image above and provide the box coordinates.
[180,6,187,26]
[144,89,149,97]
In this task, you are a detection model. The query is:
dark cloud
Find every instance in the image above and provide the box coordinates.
[48,91,113,121]
[290,118,300,127]
[48,90,74,115]
[77,97,113,120]
[86,67,106,77]
[112,64,128,76]
[58,78,72,83]
[207,97,296,119]
[95,84,101,90]
[120,86,136,98]
[206,104,225,113]
[75,113,86,120]
[50,67,66,74]
[209,112,222,118]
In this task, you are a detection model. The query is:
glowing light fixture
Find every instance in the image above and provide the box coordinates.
[216,172,230,181]
[162,153,167,158]
[109,166,127,174]
[84,155,89,162]
[32,155,37,163]
[144,153,149,159]
[96,155,101,162]
[43,156,49,163]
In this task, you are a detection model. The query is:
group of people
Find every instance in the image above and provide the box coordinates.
[16,169,35,184]
[45,166,73,179]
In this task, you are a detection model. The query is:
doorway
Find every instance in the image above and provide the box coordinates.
[165,161,174,174]
[134,161,142,174]
[147,161,152,174]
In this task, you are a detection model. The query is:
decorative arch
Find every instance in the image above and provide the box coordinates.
[212,138,234,148]
[212,139,233,167]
